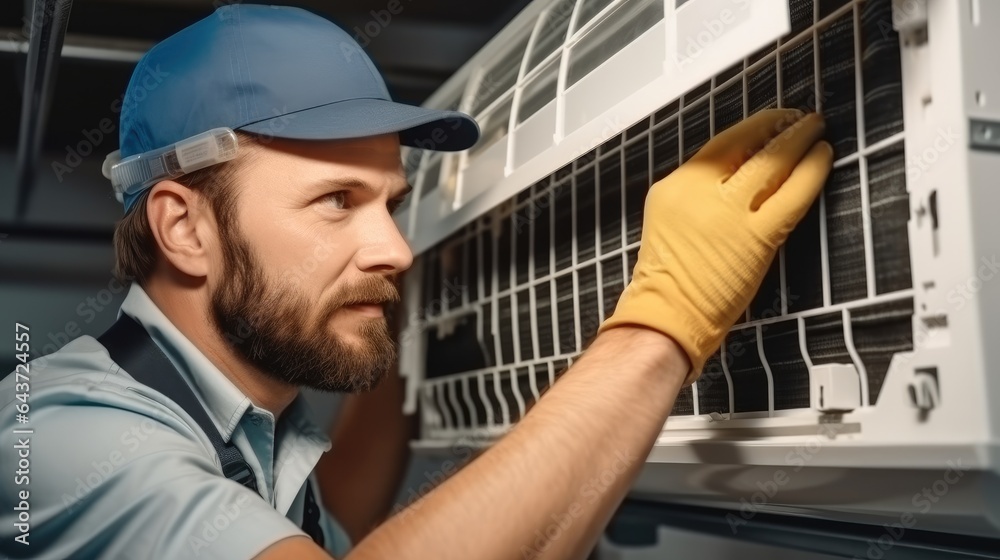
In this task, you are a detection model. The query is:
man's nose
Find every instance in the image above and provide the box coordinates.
[355,211,414,274]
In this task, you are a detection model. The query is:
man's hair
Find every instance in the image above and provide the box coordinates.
[112,132,259,284]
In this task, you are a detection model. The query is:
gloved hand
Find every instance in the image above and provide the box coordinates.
[599,109,833,386]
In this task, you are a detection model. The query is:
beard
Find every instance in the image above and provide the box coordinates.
[210,224,400,393]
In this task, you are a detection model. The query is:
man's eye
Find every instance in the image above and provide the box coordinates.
[325,192,348,210]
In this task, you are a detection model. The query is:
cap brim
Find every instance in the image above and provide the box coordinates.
[237,98,480,152]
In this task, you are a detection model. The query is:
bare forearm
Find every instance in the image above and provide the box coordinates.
[317,371,415,543]
[350,327,688,560]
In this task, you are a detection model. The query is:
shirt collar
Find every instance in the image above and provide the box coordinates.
[117,282,330,450]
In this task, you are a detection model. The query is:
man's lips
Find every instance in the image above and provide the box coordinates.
[341,303,386,317]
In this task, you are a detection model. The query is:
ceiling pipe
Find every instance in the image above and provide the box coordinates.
[14,0,74,221]
[0,30,151,62]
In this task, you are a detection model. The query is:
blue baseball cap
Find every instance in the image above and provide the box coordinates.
[114,4,479,212]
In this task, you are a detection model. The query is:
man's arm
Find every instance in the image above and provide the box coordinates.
[354,327,687,559]
[315,369,414,543]
[258,327,685,560]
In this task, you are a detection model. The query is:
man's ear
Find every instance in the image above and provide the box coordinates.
[145,180,218,278]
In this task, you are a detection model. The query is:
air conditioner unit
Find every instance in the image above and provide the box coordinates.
[395,0,1000,541]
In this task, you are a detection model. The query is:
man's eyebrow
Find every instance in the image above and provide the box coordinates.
[314,177,412,198]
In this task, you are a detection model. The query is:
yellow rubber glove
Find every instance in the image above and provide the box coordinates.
[599,109,833,386]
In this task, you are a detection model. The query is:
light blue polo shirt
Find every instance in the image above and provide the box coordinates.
[0,283,351,559]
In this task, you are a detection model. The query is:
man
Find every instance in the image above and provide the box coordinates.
[0,4,832,559]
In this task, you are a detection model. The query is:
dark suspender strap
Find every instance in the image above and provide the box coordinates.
[303,482,325,547]
[99,315,325,546]
[99,315,258,492]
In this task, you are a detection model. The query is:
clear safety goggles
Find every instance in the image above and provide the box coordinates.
[102,128,239,204]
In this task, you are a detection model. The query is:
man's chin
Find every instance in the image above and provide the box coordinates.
[333,333,376,355]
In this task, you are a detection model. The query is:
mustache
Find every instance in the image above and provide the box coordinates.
[329,276,401,309]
